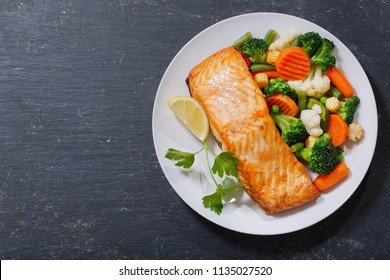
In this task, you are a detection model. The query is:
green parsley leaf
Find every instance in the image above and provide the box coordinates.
[202,190,223,215]
[165,148,195,169]
[202,177,246,215]
[220,177,245,194]
[212,151,240,178]
[166,143,246,215]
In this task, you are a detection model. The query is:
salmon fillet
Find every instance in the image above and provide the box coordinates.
[188,46,319,214]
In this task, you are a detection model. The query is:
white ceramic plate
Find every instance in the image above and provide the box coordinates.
[152,13,377,235]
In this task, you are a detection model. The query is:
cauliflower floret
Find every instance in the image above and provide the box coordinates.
[325,97,340,113]
[269,32,299,51]
[300,108,323,137]
[312,104,322,115]
[288,65,331,99]
[348,123,365,141]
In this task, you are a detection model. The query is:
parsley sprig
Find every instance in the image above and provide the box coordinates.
[165,147,204,169]
[165,142,245,215]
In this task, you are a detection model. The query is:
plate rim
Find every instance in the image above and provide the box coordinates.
[152,12,378,235]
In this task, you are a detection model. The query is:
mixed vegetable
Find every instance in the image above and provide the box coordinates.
[166,28,365,215]
[236,29,364,191]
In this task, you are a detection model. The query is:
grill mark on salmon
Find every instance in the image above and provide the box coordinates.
[188,46,319,214]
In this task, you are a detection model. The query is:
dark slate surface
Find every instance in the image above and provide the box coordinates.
[0,0,389,259]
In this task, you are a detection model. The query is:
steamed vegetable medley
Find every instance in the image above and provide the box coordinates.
[234,29,364,190]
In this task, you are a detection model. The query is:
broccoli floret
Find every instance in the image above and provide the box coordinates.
[263,78,297,101]
[337,96,360,124]
[295,133,339,174]
[271,112,307,146]
[240,38,268,64]
[239,30,278,64]
[311,38,336,72]
[298,32,322,57]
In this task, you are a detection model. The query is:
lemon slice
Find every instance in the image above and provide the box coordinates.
[167,96,209,141]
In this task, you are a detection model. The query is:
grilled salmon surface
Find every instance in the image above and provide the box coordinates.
[188,46,319,214]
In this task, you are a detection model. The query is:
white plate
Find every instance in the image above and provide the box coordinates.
[152,13,377,235]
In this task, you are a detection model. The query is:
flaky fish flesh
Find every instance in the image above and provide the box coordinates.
[188,46,319,214]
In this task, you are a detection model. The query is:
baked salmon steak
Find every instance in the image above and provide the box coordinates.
[188,46,320,214]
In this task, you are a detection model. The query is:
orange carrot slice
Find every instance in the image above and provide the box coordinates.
[314,162,349,191]
[274,47,311,81]
[252,70,281,79]
[326,114,348,147]
[325,66,354,98]
[266,93,299,116]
